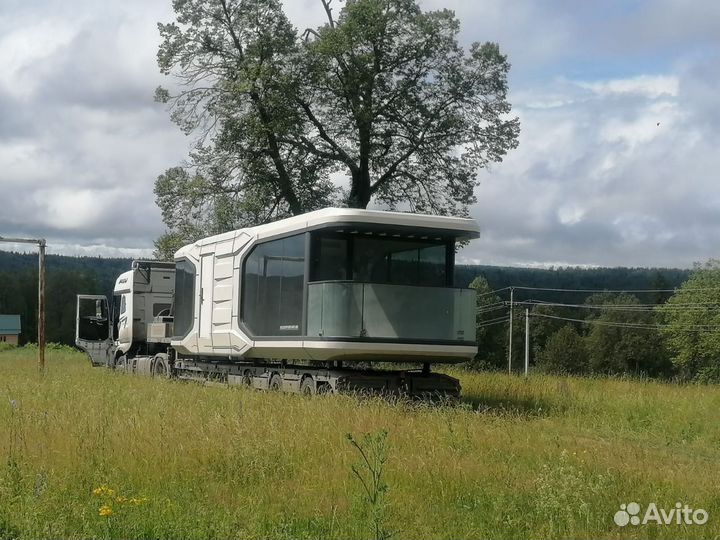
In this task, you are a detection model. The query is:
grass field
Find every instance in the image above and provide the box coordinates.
[1,347,719,539]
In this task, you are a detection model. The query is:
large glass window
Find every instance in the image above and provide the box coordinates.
[242,234,306,336]
[310,232,449,287]
[173,259,196,338]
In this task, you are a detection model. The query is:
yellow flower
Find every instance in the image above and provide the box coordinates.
[116,496,127,504]
[129,497,148,505]
[98,505,113,517]
[93,485,115,497]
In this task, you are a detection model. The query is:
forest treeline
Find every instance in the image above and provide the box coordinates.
[0,250,692,352]
[470,261,720,382]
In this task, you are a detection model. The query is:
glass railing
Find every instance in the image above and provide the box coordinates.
[307,281,475,342]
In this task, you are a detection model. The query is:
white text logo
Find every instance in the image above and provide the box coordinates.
[614,502,708,527]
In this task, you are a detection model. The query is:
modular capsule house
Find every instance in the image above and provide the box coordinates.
[171,208,480,364]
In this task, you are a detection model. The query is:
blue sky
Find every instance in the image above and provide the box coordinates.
[0,0,718,267]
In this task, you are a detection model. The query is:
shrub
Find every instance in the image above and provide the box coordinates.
[537,326,588,375]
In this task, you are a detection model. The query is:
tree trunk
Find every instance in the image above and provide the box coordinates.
[347,124,372,208]
[348,170,371,208]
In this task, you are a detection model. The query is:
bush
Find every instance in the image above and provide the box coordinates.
[0,342,17,352]
[537,326,588,375]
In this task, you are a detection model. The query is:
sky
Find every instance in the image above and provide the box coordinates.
[0,0,718,267]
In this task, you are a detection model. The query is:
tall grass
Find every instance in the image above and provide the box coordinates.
[1,347,719,539]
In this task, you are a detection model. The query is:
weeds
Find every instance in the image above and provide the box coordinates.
[347,431,391,540]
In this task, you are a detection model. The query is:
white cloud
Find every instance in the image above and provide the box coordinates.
[577,75,679,98]
[0,20,78,98]
[464,57,720,268]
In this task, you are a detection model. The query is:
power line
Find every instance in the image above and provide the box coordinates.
[477,315,511,327]
[477,303,508,314]
[475,286,511,298]
[514,300,720,312]
[530,312,720,332]
[510,285,720,294]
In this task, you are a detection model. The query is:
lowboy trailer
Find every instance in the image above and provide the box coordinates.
[75,208,479,398]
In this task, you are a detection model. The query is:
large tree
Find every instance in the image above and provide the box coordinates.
[154,0,519,257]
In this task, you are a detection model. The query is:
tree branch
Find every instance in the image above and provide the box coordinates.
[321,0,336,28]
[296,99,359,173]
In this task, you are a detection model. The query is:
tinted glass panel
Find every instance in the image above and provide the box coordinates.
[78,297,109,341]
[311,232,448,287]
[353,238,447,286]
[173,259,196,338]
[312,236,348,281]
[242,234,306,336]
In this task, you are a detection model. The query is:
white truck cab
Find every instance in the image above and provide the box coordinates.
[76,260,175,366]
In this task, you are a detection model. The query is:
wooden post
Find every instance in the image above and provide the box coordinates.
[38,239,46,374]
[524,308,529,376]
[507,287,514,375]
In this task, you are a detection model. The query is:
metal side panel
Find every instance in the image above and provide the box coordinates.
[198,254,214,349]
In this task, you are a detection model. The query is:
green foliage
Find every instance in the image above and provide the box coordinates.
[530,304,580,359]
[468,276,506,369]
[659,260,720,381]
[536,325,588,375]
[154,0,519,244]
[584,293,671,377]
[299,0,519,212]
[156,0,337,248]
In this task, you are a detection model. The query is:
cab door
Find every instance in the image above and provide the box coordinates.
[75,295,114,367]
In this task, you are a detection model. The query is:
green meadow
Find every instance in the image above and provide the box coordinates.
[1,347,719,539]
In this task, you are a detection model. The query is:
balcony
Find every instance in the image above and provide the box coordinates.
[307,281,475,343]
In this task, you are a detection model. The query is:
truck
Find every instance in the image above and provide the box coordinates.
[75,208,480,398]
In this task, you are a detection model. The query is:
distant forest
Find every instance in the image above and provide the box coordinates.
[0,251,130,346]
[0,249,690,347]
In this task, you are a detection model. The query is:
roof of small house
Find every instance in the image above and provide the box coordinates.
[0,315,21,335]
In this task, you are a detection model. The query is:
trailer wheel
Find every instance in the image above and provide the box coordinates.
[300,376,316,395]
[269,373,282,391]
[317,382,333,395]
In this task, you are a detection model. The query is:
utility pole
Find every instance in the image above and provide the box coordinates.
[524,308,530,376]
[0,236,46,374]
[38,239,46,373]
[507,287,514,375]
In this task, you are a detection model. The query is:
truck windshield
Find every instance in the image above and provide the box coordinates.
[310,231,451,287]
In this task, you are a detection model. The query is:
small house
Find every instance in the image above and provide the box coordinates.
[0,315,21,345]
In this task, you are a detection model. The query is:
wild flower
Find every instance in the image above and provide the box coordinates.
[98,505,113,517]
[92,485,115,497]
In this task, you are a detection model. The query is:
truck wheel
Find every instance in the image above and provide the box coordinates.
[300,376,316,395]
[269,373,282,391]
[153,354,170,378]
[115,355,128,372]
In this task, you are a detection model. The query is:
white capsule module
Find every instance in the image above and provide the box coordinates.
[171,208,480,364]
